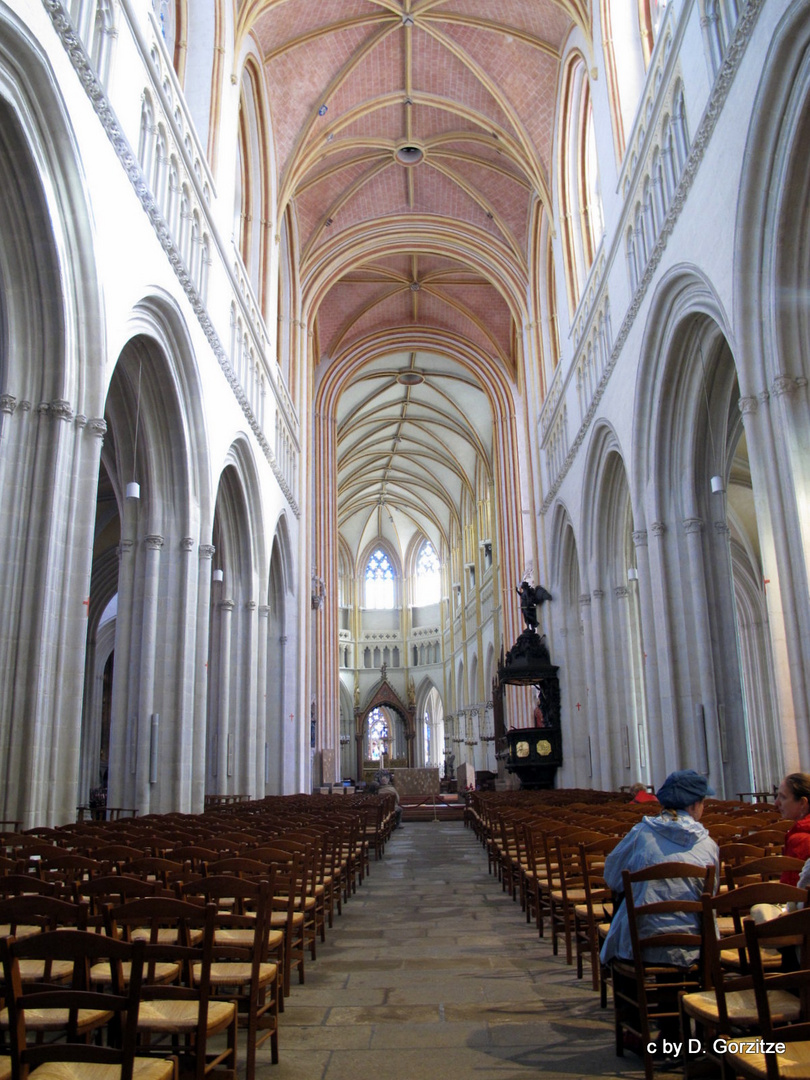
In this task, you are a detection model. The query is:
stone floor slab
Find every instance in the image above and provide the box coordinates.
[243,822,684,1079]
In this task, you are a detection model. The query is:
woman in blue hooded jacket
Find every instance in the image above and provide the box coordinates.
[600,769,719,967]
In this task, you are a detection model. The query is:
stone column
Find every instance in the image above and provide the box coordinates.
[173,536,197,811]
[632,529,664,780]
[579,593,601,787]
[647,521,680,767]
[109,505,138,810]
[192,545,214,811]
[682,517,723,788]
[243,599,258,798]
[738,392,805,768]
[590,587,616,783]
[217,598,235,788]
[135,534,164,815]
[257,605,270,795]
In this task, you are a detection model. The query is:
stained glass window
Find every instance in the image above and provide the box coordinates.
[365,548,394,608]
[415,540,440,605]
[367,707,389,760]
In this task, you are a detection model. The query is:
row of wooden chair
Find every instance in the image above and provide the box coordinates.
[0,792,399,1079]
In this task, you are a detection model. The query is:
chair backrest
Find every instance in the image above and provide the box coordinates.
[0,929,148,1080]
[744,905,810,1057]
[622,861,715,966]
[702,879,809,1026]
[725,854,805,889]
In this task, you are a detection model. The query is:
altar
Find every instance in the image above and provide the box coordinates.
[388,767,440,797]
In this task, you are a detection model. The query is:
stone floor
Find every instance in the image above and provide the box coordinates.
[250,821,682,1079]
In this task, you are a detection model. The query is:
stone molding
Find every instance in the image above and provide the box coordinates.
[539,0,765,515]
[41,0,300,517]
[37,399,73,421]
[87,418,107,438]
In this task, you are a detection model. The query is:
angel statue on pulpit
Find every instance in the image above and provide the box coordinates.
[516,581,552,631]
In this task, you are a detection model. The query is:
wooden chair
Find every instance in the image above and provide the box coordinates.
[550,829,607,964]
[720,906,810,1078]
[726,855,806,890]
[719,842,767,889]
[611,861,715,1080]
[680,881,807,1078]
[104,897,237,1080]
[0,895,88,986]
[575,835,619,999]
[179,876,280,1079]
[0,929,177,1080]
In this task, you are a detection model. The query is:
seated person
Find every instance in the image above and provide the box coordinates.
[628,782,659,804]
[377,774,403,828]
[601,769,719,966]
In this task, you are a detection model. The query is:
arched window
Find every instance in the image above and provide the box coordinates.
[415,541,440,606]
[558,54,605,312]
[365,548,395,609]
[366,707,389,760]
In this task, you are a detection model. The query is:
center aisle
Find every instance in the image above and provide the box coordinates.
[260,820,674,1079]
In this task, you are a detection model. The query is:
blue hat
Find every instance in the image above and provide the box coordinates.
[656,769,715,809]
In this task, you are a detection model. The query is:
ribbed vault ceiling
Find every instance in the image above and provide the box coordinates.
[243,0,590,565]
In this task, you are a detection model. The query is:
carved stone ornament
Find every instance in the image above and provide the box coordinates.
[145,534,165,550]
[651,521,667,537]
[0,394,16,414]
[738,396,758,416]
[683,517,704,534]
[633,530,648,548]
[87,418,107,439]
[199,544,215,560]
[180,536,195,551]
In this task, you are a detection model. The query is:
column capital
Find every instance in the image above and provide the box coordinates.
[738,395,758,416]
[199,544,215,560]
[258,605,270,618]
[87,417,107,439]
[614,585,629,599]
[683,517,704,535]
[145,534,165,550]
[180,536,195,551]
[714,521,730,536]
[245,600,257,611]
[0,394,16,414]
[592,588,605,600]
[118,539,134,560]
[651,521,667,538]
[632,530,648,548]
[579,593,591,607]
[771,374,802,397]
[220,599,235,612]
[37,399,74,422]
